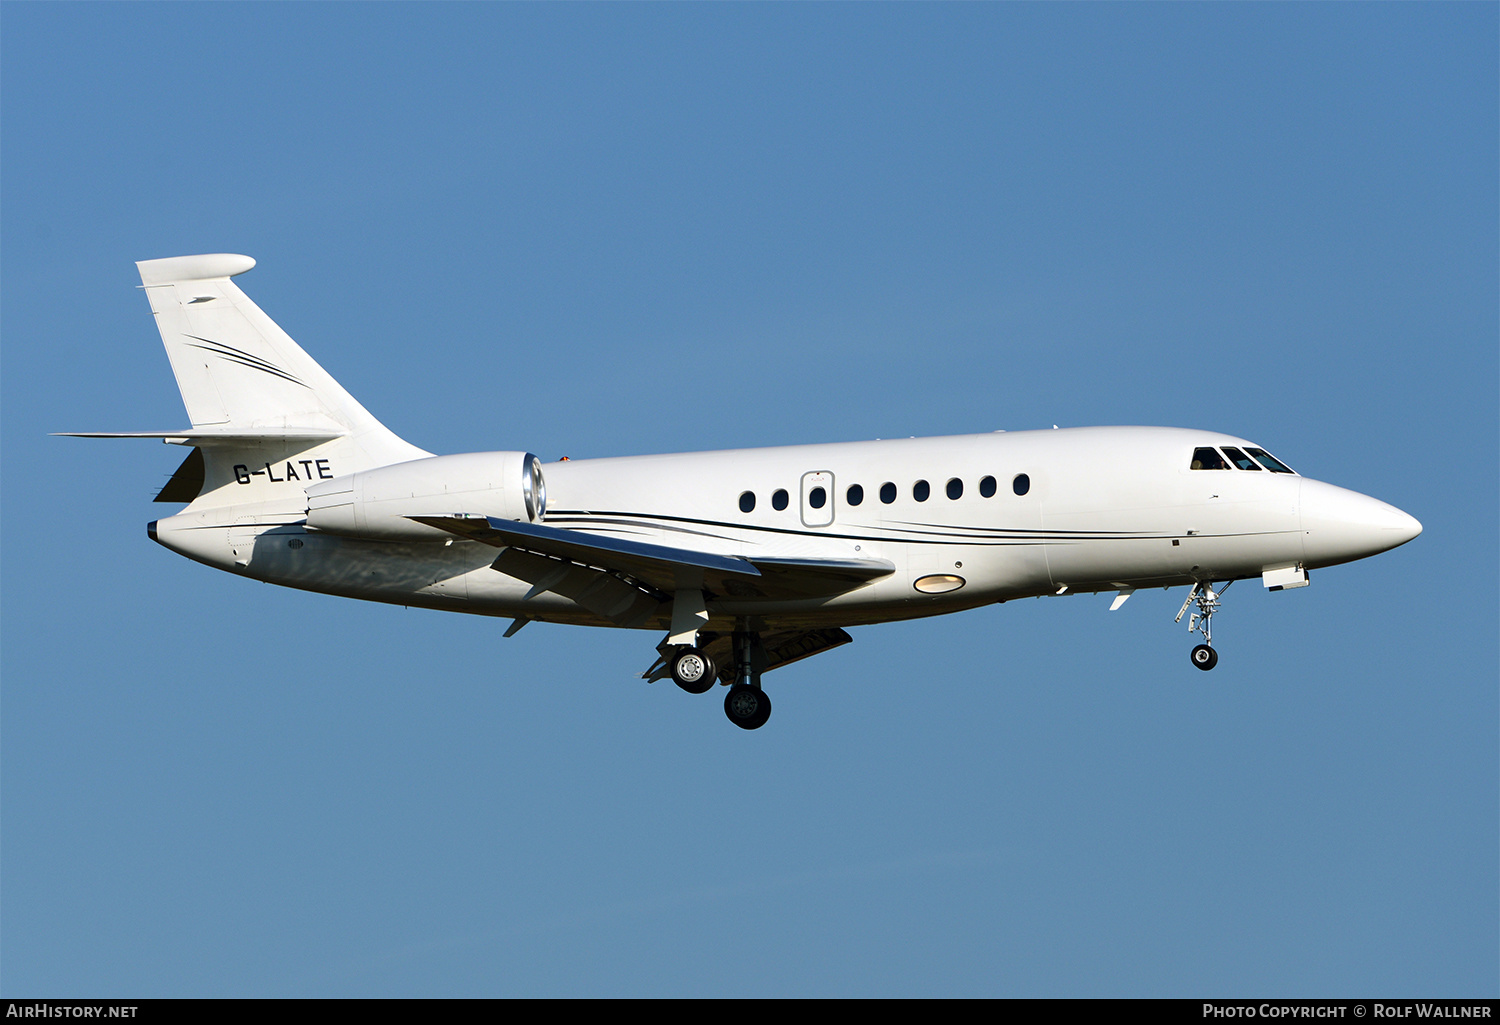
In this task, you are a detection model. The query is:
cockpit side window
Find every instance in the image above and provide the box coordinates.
[1245,447,1296,474]
[1221,446,1261,471]
[1190,447,1230,470]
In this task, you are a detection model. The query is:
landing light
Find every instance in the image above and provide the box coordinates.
[914,574,965,594]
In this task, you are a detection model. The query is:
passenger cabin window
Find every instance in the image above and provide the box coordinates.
[1221,446,1261,471]
[772,489,789,511]
[913,480,930,502]
[946,478,963,500]
[1246,447,1296,474]
[1013,473,1030,496]
[847,484,864,506]
[1191,447,1230,470]
[808,486,827,509]
[979,476,997,498]
[880,482,897,504]
[739,491,756,513]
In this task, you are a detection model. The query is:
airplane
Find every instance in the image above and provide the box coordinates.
[62,253,1423,730]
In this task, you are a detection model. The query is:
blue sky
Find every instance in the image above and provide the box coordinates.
[3,3,1495,997]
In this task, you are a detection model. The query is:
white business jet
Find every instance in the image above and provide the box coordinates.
[63,254,1422,730]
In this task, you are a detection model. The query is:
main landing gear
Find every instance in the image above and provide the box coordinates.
[655,627,772,729]
[668,646,716,694]
[724,682,771,731]
[1176,580,1231,671]
[722,629,770,730]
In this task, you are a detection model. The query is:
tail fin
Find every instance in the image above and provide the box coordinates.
[60,255,430,512]
[134,254,428,471]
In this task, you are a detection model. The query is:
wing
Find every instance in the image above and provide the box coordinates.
[409,515,894,601]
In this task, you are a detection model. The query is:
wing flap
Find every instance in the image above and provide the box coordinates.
[412,515,756,594]
[411,515,894,599]
[491,548,662,628]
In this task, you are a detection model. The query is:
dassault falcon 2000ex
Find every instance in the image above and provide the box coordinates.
[64,254,1422,730]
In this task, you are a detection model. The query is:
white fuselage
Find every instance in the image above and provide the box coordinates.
[148,425,1420,634]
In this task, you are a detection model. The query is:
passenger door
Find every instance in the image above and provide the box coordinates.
[800,471,834,528]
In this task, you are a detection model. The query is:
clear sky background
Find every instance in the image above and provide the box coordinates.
[2,3,1495,998]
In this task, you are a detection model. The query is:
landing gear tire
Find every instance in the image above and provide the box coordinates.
[670,647,717,694]
[724,684,771,730]
[1191,644,1218,671]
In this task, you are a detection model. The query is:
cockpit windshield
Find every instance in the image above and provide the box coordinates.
[1245,447,1296,474]
[1221,446,1261,471]
[1191,444,1297,474]
[1190,447,1230,470]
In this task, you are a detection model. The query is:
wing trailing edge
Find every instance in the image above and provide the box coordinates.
[410,515,894,600]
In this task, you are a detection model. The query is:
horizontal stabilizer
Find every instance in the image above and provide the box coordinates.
[54,428,347,446]
[411,515,893,600]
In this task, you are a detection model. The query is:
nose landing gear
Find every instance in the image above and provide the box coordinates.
[1176,581,1231,671]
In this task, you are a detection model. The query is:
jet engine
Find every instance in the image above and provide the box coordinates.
[305,451,545,541]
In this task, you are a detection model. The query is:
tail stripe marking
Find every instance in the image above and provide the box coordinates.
[183,335,308,388]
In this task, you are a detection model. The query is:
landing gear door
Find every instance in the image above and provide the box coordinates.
[800,471,834,528]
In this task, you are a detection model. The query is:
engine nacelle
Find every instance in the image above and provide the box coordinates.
[305,451,545,541]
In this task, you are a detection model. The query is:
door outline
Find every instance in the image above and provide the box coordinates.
[801,471,835,528]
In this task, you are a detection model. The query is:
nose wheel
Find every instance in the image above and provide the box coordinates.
[1176,581,1231,671]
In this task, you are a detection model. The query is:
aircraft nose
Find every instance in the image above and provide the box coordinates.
[1300,479,1422,569]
